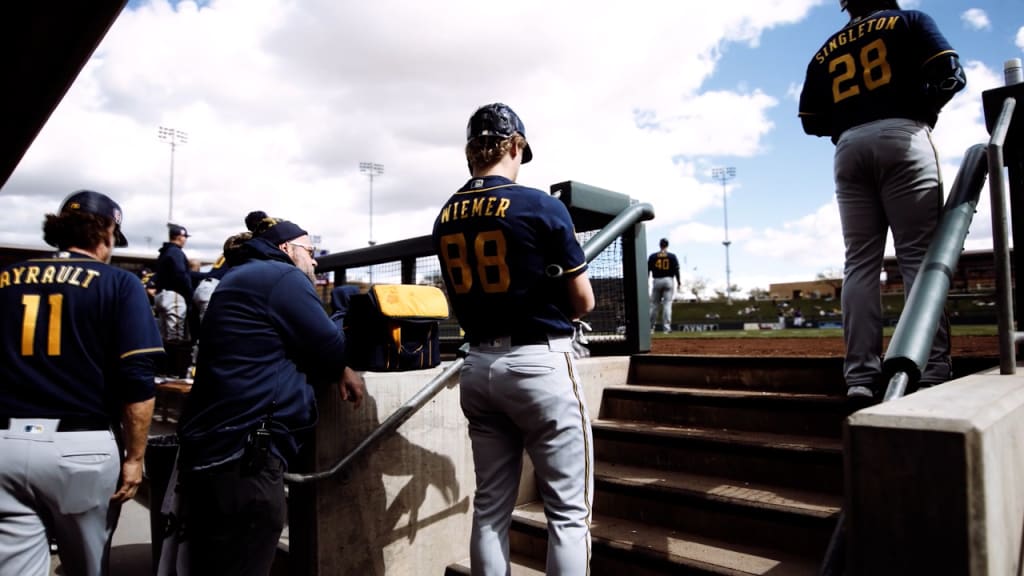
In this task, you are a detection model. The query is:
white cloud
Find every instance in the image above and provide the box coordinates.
[1,0,826,261]
[960,8,991,31]
[1017,26,1024,50]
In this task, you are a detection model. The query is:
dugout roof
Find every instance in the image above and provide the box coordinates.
[0,1,127,189]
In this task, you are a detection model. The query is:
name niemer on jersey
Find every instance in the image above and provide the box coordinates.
[438,196,511,223]
[0,264,101,289]
[814,15,900,64]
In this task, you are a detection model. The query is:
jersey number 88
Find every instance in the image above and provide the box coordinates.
[438,231,511,294]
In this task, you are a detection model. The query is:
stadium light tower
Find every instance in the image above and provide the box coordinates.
[359,162,384,247]
[157,127,188,222]
[711,166,737,304]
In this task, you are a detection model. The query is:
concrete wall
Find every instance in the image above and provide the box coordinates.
[295,355,630,576]
[845,370,1024,576]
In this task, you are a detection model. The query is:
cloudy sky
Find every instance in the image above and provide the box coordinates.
[2,0,1022,295]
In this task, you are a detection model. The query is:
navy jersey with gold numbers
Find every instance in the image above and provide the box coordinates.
[798,9,957,140]
[432,175,587,342]
[648,251,679,279]
[0,254,163,419]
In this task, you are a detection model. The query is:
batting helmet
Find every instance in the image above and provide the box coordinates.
[466,103,533,164]
[60,190,128,247]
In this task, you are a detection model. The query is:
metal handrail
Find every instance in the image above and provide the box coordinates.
[819,98,1017,576]
[284,202,655,484]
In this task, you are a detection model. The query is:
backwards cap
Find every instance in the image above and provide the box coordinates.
[467,103,533,163]
[59,190,128,247]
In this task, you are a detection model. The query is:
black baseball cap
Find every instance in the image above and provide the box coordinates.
[60,190,128,247]
[467,103,533,163]
[168,223,190,239]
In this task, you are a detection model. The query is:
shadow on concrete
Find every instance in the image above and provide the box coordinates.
[310,393,465,575]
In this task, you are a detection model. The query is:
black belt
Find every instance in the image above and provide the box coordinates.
[468,336,549,347]
[0,416,111,432]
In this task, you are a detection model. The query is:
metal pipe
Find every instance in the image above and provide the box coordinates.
[284,357,464,484]
[882,144,989,383]
[987,98,1018,374]
[882,372,909,403]
[546,202,654,277]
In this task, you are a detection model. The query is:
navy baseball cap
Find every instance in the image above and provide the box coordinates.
[168,223,190,239]
[60,190,128,247]
[467,103,533,163]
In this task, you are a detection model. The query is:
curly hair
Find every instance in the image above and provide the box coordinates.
[466,134,527,174]
[42,212,113,251]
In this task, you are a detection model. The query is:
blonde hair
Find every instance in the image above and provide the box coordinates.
[465,134,527,173]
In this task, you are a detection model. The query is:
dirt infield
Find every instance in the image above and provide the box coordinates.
[649,335,1001,358]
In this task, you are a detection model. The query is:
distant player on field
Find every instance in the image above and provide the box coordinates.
[798,0,965,400]
[432,102,596,575]
[648,238,680,334]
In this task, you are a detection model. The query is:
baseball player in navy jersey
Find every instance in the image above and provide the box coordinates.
[433,103,596,576]
[799,0,965,399]
[0,191,164,575]
[648,238,681,333]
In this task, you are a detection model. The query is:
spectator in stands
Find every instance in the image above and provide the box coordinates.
[176,214,364,576]
[648,238,681,333]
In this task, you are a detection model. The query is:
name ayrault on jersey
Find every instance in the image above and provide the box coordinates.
[0,264,101,290]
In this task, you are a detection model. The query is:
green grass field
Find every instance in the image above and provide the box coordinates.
[657,324,999,339]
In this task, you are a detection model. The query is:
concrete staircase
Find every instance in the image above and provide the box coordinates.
[446,354,856,576]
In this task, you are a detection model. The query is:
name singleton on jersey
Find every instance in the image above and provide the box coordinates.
[0,264,101,289]
[814,14,900,64]
[438,196,511,223]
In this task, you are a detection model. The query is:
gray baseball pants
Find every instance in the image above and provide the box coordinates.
[0,420,119,576]
[834,117,951,389]
[155,290,189,342]
[649,277,676,332]
[460,335,593,576]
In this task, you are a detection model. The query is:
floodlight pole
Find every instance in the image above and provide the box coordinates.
[359,162,384,247]
[359,162,384,283]
[158,126,188,222]
[712,167,737,304]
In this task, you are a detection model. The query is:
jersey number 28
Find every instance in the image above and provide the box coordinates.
[20,294,63,356]
[438,231,511,294]
[829,38,892,103]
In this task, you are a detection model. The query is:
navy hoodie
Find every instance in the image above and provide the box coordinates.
[177,237,347,470]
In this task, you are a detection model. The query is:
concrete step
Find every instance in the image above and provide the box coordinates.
[510,502,820,576]
[600,385,852,437]
[594,461,840,557]
[629,355,845,394]
[592,419,844,494]
[445,553,546,575]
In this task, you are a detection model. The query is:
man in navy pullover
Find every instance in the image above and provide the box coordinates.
[177,215,364,576]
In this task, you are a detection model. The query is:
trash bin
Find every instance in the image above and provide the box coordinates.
[145,434,179,575]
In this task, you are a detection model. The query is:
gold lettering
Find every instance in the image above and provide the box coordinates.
[459,200,469,219]
[495,198,510,218]
[485,197,497,216]
[440,204,451,223]
[11,267,25,284]
[68,267,83,286]
[471,198,486,217]
[828,38,838,53]
[56,266,72,283]
[81,270,100,288]
[40,266,55,284]
[25,267,40,284]
[886,16,898,30]
[857,22,865,38]
[0,271,8,288]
